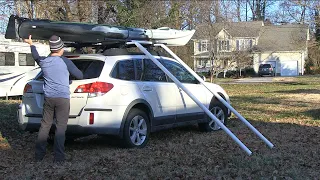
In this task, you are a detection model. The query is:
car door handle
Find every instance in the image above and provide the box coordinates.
[142,86,153,92]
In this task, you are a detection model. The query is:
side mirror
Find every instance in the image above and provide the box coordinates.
[202,76,206,82]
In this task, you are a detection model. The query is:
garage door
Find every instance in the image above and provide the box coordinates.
[281,61,298,76]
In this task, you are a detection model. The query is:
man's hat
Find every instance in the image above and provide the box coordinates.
[49,35,64,51]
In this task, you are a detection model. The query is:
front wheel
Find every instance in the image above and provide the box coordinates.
[122,109,150,148]
[198,101,228,132]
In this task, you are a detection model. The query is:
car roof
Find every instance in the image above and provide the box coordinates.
[66,53,176,63]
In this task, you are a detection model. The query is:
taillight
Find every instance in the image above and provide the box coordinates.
[269,68,272,71]
[89,113,94,125]
[23,83,33,93]
[74,82,114,97]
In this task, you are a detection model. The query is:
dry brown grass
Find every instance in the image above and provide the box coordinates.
[0,76,319,179]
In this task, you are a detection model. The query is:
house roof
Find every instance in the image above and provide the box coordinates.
[194,21,264,39]
[255,24,309,52]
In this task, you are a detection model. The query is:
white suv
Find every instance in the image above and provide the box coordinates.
[17,48,231,148]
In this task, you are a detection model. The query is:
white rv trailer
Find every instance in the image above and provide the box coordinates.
[0,35,50,97]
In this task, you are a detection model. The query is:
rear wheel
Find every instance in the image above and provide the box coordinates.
[198,101,227,132]
[122,109,150,148]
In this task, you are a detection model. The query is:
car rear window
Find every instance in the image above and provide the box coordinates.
[72,60,104,79]
[260,64,272,68]
[36,59,104,80]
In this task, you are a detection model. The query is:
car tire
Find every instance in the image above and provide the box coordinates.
[198,101,228,132]
[122,109,150,148]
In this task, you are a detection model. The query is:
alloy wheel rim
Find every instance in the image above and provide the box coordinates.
[129,115,147,145]
[209,106,225,130]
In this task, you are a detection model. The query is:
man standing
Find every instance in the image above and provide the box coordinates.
[24,35,83,163]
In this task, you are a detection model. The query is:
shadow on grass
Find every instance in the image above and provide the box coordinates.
[276,82,309,86]
[303,109,320,120]
[231,96,283,105]
[273,89,320,94]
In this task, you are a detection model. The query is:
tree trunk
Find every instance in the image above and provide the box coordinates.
[237,0,241,22]
[62,0,72,21]
[255,0,261,21]
[98,1,106,24]
[213,0,223,23]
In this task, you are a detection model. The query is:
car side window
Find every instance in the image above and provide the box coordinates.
[135,59,143,80]
[140,59,166,82]
[162,60,199,84]
[111,60,135,80]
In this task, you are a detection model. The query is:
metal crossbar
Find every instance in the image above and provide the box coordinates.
[128,41,274,156]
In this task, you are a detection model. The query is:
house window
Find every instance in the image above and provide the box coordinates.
[198,40,209,52]
[219,40,230,51]
[236,39,253,51]
[197,59,208,68]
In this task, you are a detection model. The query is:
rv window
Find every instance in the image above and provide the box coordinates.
[72,60,104,79]
[19,53,35,66]
[0,52,15,66]
[0,53,5,66]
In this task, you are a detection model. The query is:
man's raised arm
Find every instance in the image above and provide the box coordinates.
[24,35,46,65]
[61,57,83,80]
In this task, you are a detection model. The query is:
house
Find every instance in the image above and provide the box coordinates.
[192,21,309,76]
[253,24,309,76]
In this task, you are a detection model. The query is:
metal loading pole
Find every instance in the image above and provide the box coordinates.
[131,41,252,155]
[156,44,274,149]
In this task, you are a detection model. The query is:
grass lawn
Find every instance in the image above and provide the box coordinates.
[0,76,319,179]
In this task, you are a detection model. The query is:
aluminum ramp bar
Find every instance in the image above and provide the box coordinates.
[155,44,274,149]
[129,41,252,155]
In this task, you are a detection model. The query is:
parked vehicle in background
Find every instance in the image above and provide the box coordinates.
[17,48,231,148]
[0,35,50,97]
[258,64,275,77]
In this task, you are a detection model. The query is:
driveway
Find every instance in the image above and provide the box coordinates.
[234,77,274,83]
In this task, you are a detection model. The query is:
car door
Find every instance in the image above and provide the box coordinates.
[162,59,207,123]
[135,58,178,126]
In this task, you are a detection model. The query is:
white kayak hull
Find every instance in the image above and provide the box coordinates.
[146,28,195,46]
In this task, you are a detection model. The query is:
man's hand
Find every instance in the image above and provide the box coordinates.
[23,35,33,46]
